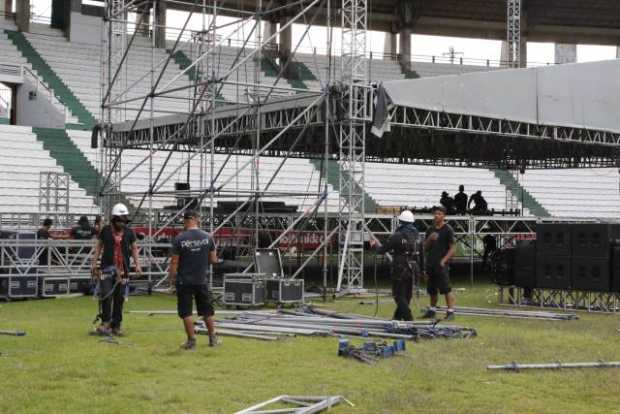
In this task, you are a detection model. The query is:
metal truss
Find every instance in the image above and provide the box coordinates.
[38,172,70,216]
[388,106,620,147]
[336,0,371,292]
[507,0,521,68]
[498,286,620,313]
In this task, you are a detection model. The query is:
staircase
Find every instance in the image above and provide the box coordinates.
[259,55,309,91]
[492,169,550,217]
[5,30,96,129]
[310,159,378,213]
[32,127,101,199]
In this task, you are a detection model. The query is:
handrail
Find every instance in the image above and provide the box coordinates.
[21,65,68,120]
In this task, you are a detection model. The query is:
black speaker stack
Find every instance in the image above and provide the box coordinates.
[502,223,620,293]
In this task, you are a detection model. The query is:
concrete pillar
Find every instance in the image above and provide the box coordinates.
[2,0,12,18]
[135,4,151,37]
[555,43,577,64]
[398,28,411,70]
[263,20,277,48]
[500,41,509,67]
[395,0,415,71]
[616,46,619,59]
[278,15,294,77]
[520,36,527,67]
[154,0,166,48]
[383,32,397,60]
[15,0,29,32]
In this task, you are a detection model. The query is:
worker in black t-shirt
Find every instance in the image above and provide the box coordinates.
[37,218,53,267]
[468,191,488,215]
[91,204,142,336]
[169,210,220,350]
[454,185,468,215]
[370,210,421,321]
[422,206,457,320]
[440,191,456,215]
[71,216,96,240]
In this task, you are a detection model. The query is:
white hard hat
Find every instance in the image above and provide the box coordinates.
[398,210,415,223]
[111,203,129,217]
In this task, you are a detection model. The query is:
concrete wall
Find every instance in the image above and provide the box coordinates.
[68,12,102,45]
[16,77,65,129]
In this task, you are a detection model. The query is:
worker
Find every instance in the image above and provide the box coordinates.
[422,206,457,320]
[454,185,468,215]
[71,216,96,239]
[439,191,456,215]
[37,218,53,267]
[468,190,488,215]
[91,203,142,336]
[169,210,220,350]
[369,210,421,321]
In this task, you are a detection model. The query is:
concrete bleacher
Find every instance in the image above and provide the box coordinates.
[364,163,508,211]
[0,125,99,213]
[66,129,340,212]
[25,31,193,122]
[516,169,620,219]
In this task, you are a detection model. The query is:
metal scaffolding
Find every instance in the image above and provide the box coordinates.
[337,0,371,292]
[98,0,365,291]
[506,0,522,68]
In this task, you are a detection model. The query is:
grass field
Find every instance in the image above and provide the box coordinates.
[1,284,620,414]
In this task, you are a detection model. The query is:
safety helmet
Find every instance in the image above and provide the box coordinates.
[398,210,415,223]
[111,203,129,217]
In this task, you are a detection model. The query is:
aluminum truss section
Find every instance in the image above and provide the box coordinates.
[388,106,620,147]
[337,0,371,292]
[234,395,347,414]
[38,172,70,221]
[498,286,620,313]
[507,0,522,68]
[100,0,128,214]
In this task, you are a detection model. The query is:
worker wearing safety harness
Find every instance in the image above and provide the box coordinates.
[370,210,421,321]
[91,203,142,336]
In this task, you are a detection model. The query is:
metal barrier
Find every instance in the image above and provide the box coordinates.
[0,238,170,299]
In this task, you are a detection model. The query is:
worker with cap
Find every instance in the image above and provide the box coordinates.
[169,210,220,350]
[91,203,142,336]
[369,210,421,321]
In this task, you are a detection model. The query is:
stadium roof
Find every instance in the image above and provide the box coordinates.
[162,0,620,45]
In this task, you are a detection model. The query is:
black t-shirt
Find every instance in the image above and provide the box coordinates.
[71,226,96,240]
[98,225,137,275]
[37,228,50,240]
[454,192,468,211]
[172,228,215,285]
[425,224,455,267]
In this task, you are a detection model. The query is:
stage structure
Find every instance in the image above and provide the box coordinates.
[99,0,620,294]
[99,0,371,292]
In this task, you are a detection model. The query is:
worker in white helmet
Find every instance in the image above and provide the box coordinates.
[369,210,421,321]
[91,203,142,336]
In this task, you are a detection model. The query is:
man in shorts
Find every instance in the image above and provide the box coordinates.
[422,206,457,320]
[169,210,219,350]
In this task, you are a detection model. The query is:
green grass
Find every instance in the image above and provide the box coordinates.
[1,285,619,413]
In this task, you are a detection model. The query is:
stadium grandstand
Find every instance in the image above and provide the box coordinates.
[1,1,620,413]
[0,3,618,221]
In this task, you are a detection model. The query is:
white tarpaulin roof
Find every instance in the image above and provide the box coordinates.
[382,59,620,134]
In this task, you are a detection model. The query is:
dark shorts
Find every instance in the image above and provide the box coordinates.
[426,264,451,295]
[176,283,214,319]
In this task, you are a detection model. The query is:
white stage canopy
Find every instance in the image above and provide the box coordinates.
[381,59,620,134]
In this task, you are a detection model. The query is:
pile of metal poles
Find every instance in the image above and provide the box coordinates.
[210,306,477,341]
[434,306,578,321]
